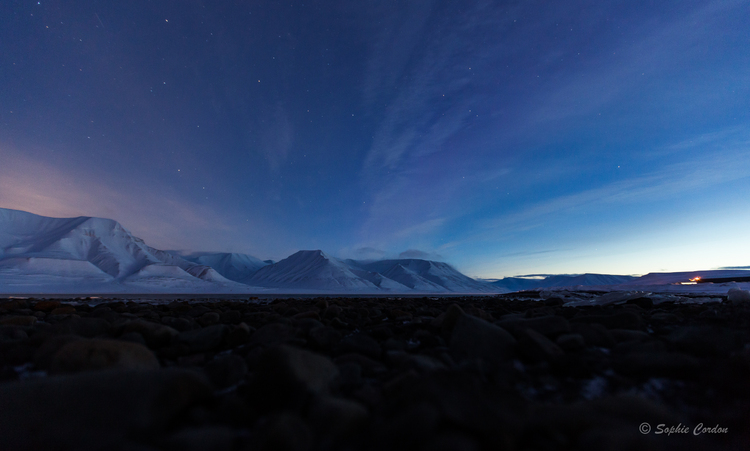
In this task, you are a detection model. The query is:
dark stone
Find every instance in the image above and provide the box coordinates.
[449,314,515,368]
[162,426,238,451]
[50,338,160,374]
[337,332,381,358]
[161,316,195,332]
[220,310,242,324]
[198,312,221,327]
[52,316,111,338]
[570,323,616,348]
[249,345,339,412]
[120,319,179,348]
[0,369,211,451]
[334,353,387,377]
[249,322,299,347]
[625,297,654,308]
[204,354,248,389]
[255,413,313,451]
[556,333,586,352]
[440,304,466,338]
[495,315,571,338]
[308,327,342,350]
[666,325,739,356]
[571,310,644,330]
[613,352,702,379]
[516,328,565,363]
[177,325,230,352]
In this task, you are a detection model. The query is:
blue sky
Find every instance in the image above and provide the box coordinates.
[1,0,748,277]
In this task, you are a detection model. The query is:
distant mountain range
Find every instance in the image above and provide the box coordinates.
[1,208,747,294]
[0,208,499,294]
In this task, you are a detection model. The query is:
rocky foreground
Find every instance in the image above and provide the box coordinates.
[0,293,748,451]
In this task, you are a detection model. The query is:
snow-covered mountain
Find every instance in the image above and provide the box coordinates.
[249,251,500,293]
[0,208,252,293]
[171,251,269,283]
[491,273,638,292]
[248,250,406,291]
[352,259,498,293]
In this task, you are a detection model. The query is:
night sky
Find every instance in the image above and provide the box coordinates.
[1,0,749,278]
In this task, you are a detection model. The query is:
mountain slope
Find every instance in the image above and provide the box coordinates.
[356,259,498,293]
[249,250,384,290]
[174,252,268,282]
[0,208,250,292]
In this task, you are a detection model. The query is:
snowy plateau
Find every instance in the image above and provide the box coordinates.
[0,208,748,296]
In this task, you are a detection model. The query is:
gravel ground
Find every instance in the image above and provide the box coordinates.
[1,293,748,451]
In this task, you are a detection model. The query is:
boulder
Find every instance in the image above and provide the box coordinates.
[728,288,750,303]
[249,345,339,412]
[120,319,179,348]
[50,338,160,373]
[449,314,515,367]
[176,324,229,352]
[495,315,570,338]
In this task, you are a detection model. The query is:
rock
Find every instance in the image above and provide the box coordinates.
[307,326,342,350]
[570,323,616,348]
[292,310,321,321]
[32,300,61,312]
[255,413,313,451]
[50,338,160,373]
[516,328,565,363]
[625,297,654,308]
[220,310,242,324]
[177,325,229,352]
[0,369,211,451]
[571,310,644,330]
[50,306,77,315]
[385,350,447,373]
[495,315,570,338]
[309,395,368,440]
[249,322,299,347]
[334,353,387,377]
[440,304,466,337]
[0,315,37,326]
[613,352,702,379]
[250,345,339,412]
[336,362,364,391]
[728,288,750,303]
[665,325,738,356]
[52,316,111,338]
[337,332,381,358]
[198,312,221,326]
[224,323,253,347]
[449,313,515,367]
[323,305,343,319]
[0,325,29,341]
[204,354,248,389]
[161,316,195,332]
[162,426,238,451]
[120,319,179,348]
[556,333,585,352]
[609,329,650,343]
[34,334,84,370]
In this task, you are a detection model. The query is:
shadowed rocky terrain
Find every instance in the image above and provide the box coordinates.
[1,293,748,451]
